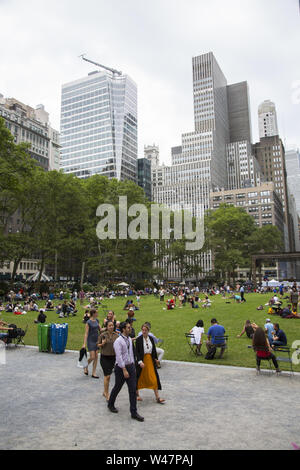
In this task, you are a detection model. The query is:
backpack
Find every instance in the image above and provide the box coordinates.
[205,347,216,360]
[8,324,18,338]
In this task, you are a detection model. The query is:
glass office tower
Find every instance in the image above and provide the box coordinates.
[60,70,137,181]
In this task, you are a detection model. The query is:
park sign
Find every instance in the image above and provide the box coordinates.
[95,196,205,251]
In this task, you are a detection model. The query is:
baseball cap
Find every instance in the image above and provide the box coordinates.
[266,318,271,322]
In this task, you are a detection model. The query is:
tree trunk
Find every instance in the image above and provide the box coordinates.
[10,257,22,286]
[54,249,58,281]
[80,261,85,290]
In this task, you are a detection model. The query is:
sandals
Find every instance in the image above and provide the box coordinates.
[92,375,99,379]
[156,398,165,404]
[84,369,88,376]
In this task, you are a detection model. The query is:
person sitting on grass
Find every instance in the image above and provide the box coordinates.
[264,318,274,344]
[68,299,77,315]
[190,320,205,355]
[252,327,281,374]
[45,300,54,311]
[34,309,47,324]
[82,309,90,323]
[189,297,200,309]
[166,299,175,310]
[237,320,258,339]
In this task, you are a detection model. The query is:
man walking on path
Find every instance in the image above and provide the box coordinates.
[108,321,144,422]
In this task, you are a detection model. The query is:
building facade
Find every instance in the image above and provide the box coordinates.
[210,182,284,232]
[60,69,137,182]
[137,157,152,200]
[285,148,300,216]
[0,95,60,171]
[258,100,279,139]
[253,135,293,249]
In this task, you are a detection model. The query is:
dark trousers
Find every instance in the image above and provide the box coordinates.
[108,363,137,416]
[256,353,279,369]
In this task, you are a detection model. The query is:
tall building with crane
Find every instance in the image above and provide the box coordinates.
[60,56,137,181]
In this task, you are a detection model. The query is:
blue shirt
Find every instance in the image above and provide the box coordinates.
[207,324,225,345]
[275,329,287,345]
[264,322,274,342]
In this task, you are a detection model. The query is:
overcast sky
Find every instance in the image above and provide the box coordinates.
[0,0,299,164]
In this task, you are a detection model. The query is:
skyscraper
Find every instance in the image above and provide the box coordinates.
[285,148,300,216]
[258,100,279,139]
[60,69,137,181]
[152,52,258,277]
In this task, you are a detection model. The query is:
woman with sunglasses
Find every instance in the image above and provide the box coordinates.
[135,323,165,404]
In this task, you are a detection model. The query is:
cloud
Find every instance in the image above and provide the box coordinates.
[0,0,299,164]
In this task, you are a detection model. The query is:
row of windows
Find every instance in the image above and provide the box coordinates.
[61,111,111,128]
[61,101,110,120]
[61,87,107,107]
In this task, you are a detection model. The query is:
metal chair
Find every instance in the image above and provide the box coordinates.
[248,345,274,375]
[185,333,198,357]
[273,345,294,377]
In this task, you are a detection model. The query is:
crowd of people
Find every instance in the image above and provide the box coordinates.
[1,281,298,413]
[81,308,165,422]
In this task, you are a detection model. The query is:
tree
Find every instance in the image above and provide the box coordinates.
[205,204,257,283]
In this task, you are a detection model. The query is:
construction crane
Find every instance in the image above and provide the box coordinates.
[79,54,122,76]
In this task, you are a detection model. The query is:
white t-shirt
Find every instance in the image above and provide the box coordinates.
[191,326,204,345]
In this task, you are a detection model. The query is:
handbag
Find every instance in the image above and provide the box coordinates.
[77,347,88,368]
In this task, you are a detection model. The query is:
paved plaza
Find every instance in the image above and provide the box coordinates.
[1,346,299,450]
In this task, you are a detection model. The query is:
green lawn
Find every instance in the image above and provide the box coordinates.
[1,293,300,371]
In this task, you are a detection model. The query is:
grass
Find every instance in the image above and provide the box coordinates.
[1,293,300,372]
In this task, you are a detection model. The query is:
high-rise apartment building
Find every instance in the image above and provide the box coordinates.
[0,95,60,171]
[258,100,279,139]
[60,69,137,181]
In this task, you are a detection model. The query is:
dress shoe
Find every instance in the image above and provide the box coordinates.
[131,413,144,422]
[108,404,118,413]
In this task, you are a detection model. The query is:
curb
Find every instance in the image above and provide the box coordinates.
[21,345,300,377]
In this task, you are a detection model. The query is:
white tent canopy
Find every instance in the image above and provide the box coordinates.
[117,282,130,287]
[27,272,52,282]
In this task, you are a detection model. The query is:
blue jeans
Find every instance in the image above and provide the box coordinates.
[272,340,286,347]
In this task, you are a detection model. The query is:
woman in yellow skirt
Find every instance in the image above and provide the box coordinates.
[135,323,165,404]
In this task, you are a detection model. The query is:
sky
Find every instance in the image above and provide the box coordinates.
[0,0,299,164]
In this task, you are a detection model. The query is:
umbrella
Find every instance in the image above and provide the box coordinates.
[117,282,130,287]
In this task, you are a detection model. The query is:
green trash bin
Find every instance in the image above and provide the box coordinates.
[38,323,51,352]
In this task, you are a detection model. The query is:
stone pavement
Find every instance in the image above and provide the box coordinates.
[1,346,299,450]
